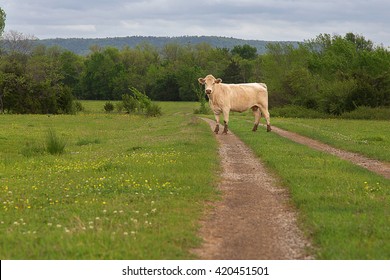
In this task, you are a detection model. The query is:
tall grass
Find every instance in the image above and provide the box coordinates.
[45,128,66,155]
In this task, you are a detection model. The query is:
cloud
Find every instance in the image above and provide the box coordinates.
[2,0,390,45]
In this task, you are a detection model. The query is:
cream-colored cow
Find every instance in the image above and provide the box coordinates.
[198,74,271,134]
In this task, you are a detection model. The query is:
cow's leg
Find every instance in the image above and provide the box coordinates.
[222,110,229,134]
[214,113,220,134]
[259,106,272,132]
[252,106,261,132]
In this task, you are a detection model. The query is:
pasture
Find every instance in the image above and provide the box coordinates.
[1,101,389,259]
[0,102,219,259]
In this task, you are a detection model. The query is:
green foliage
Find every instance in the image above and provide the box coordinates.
[0,44,75,114]
[262,33,390,115]
[1,31,389,116]
[36,36,272,56]
[122,93,139,113]
[104,101,114,113]
[45,129,66,155]
[194,86,211,115]
[145,103,162,117]
[73,100,85,112]
[231,44,257,59]
[339,106,390,120]
[222,60,244,83]
[0,7,5,36]
[21,128,68,157]
[122,87,162,117]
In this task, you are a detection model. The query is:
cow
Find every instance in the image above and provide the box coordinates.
[198,74,271,134]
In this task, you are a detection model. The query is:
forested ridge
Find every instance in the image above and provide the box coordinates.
[1,28,389,116]
[36,36,294,56]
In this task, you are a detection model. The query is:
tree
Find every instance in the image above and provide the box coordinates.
[222,60,244,83]
[1,30,37,55]
[0,43,75,114]
[231,44,257,60]
[262,33,390,114]
[59,51,84,98]
[0,7,5,37]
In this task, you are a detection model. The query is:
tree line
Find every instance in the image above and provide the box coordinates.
[0,9,389,115]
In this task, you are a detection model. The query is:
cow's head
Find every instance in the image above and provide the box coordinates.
[198,74,222,95]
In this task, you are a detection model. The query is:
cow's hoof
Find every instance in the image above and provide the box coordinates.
[267,125,272,132]
[252,124,259,132]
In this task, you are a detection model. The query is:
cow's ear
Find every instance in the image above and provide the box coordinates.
[215,78,222,84]
[198,78,205,85]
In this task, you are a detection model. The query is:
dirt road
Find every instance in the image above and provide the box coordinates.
[194,118,389,259]
[193,118,311,259]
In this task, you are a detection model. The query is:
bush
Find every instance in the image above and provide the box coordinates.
[116,102,124,113]
[122,87,162,117]
[73,101,85,112]
[194,88,211,114]
[339,106,390,120]
[122,94,139,114]
[104,101,114,113]
[45,129,66,155]
[145,103,162,117]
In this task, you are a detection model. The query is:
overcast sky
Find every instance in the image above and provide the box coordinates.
[2,0,390,46]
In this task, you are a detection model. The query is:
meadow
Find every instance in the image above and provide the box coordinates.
[0,102,219,259]
[1,101,389,259]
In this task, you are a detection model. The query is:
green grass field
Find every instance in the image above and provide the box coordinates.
[1,102,389,259]
[0,102,219,259]
[229,117,390,259]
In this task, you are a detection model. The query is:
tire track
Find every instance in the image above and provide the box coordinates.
[193,118,312,260]
[265,125,390,180]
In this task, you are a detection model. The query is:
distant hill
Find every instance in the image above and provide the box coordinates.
[36,36,299,55]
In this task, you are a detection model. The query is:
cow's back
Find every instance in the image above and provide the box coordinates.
[221,83,268,112]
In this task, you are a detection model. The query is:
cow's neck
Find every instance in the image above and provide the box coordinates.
[209,84,224,106]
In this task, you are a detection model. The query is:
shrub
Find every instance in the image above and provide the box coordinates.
[45,129,66,155]
[116,102,124,113]
[339,106,390,120]
[145,103,162,117]
[73,101,85,113]
[122,87,162,117]
[122,94,139,114]
[194,87,211,114]
[104,101,114,113]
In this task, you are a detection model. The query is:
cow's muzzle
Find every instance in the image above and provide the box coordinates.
[206,89,212,95]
